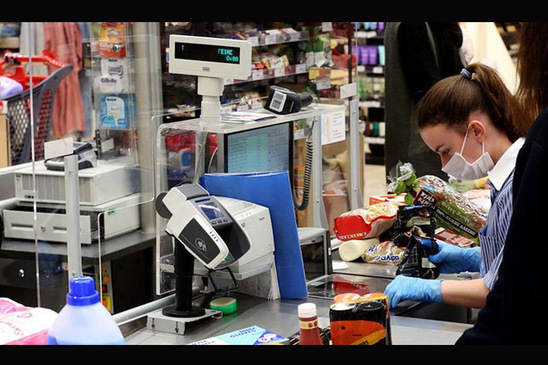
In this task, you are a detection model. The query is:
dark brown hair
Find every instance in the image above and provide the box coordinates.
[416,63,528,142]
[516,22,548,124]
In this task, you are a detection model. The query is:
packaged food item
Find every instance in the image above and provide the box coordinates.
[393,205,436,238]
[333,202,398,241]
[330,293,391,345]
[435,227,475,248]
[362,241,404,266]
[338,238,379,262]
[395,226,440,279]
[388,162,487,242]
[301,25,333,68]
[368,193,407,206]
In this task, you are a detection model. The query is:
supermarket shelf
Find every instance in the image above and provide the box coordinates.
[364,136,385,145]
[358,65,384,75]
[225,64,308,85]
[247,30,309,47]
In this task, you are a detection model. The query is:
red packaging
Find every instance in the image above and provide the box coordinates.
[333,202,397,241]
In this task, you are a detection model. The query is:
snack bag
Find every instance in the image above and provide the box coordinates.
[388,162,487,243]
[395,227,440,280]
[333,202,398,241]
[362,241,404,266]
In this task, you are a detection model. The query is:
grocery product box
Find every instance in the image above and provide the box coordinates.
[189,325,289,345]
[368,193,406,206]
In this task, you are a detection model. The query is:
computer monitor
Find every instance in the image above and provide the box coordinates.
[223,122,293,177]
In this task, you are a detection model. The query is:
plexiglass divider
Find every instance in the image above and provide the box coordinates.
[1,22,364,317]
[15,22,162,314]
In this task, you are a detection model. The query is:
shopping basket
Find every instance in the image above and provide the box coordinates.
[1,51,72,165]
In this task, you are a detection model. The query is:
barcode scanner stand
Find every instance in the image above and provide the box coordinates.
[152,183,251,331]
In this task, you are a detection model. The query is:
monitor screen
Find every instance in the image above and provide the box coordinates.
[225,123,292,174]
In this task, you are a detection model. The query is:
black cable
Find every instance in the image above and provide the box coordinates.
[293,122,314,211]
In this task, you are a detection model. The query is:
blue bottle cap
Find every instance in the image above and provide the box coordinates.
[67,275,99,306]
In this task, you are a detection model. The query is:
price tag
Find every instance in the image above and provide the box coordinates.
[294,128,306,140]
[372,66,384,74]
[274,68,285,77]
[322,22,333,32]
[340,83,358,99]
[248,36,259,46]
[264,34,276,45]
[295,64,307,74]
[102,138,115,153]
[252,69,264,80]
[316,78,331,90]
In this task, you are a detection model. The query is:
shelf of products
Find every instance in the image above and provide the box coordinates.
[89,22,138,162]
[495,22,520,64]
[160,22,313,120]
[354,22,386,166]
[159,22,362,234]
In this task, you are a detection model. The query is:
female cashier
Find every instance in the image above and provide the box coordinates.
[384,63,530,310]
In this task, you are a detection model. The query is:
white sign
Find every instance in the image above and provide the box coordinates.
[321,111,346,145]
[45,137,74,160]
[340,83,357,99]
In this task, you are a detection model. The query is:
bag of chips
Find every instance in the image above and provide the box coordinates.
[362,241,404,266]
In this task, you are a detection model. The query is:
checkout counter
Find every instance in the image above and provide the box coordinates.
[111,237,474,345]
[115,261,473,345]
[106,178,476,345]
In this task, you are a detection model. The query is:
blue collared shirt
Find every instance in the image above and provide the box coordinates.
[479,137,525,289]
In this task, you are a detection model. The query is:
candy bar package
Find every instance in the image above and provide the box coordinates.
[388,162,487,243]
[333,202,398,241]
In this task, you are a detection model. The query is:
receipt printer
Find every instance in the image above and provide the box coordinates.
[156,183,251,270]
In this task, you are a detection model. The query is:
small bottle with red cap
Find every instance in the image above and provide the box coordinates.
[298,303,324,345]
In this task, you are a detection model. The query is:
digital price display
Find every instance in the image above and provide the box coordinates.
[174,42,241,64]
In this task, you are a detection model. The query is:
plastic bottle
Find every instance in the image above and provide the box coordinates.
[47,275,126,345]
[298,303,324,345]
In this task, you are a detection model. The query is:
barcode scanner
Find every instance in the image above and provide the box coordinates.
[265,85,313,115]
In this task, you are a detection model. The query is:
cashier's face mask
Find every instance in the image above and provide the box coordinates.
[441,125,494,180]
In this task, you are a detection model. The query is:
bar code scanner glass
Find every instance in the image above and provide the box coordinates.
[155,183,251,318]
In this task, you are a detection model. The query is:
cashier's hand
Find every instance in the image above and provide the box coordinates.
[384,276,442,309]
[428,241,482,274]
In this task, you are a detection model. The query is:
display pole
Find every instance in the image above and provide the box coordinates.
[312,116,328,230]
[65,154,82,279]
[349,98,364,210]
[197,76,225,125]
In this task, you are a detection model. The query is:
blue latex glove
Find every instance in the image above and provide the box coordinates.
[384,275,442,309]
[427,241,481,274]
